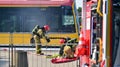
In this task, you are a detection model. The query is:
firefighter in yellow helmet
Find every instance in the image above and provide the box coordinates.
[32,25,50,55]
[63,46,74,58]
[59,38,77,58]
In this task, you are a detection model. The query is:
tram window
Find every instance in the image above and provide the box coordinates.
[0,6,75,33]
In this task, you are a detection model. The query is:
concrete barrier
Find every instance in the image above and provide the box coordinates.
[14,50,28,67]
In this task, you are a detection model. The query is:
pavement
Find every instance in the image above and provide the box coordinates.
[0,50,79,67]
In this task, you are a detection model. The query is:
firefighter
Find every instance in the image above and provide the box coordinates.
[32,25,50,55]
[63,45,76,58]
[59,38,77,58]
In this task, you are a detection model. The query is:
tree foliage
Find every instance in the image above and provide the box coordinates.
[77,7,82,13]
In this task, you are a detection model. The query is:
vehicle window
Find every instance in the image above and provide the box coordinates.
[0,6,76,33]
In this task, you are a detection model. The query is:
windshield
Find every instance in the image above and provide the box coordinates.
[0,6,75,33]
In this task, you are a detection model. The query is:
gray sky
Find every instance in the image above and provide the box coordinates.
[75,0,82,8]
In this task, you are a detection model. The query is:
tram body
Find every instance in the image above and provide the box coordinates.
[0,0,79,46]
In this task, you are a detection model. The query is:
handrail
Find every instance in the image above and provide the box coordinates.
[98,38,102,62]
[97,0,103,16]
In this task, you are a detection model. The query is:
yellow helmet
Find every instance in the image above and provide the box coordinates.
[63,46,71,54]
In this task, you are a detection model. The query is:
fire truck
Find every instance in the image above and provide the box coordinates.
[76,0,120,67]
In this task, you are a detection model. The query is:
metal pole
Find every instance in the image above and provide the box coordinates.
[10,33,14,67]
